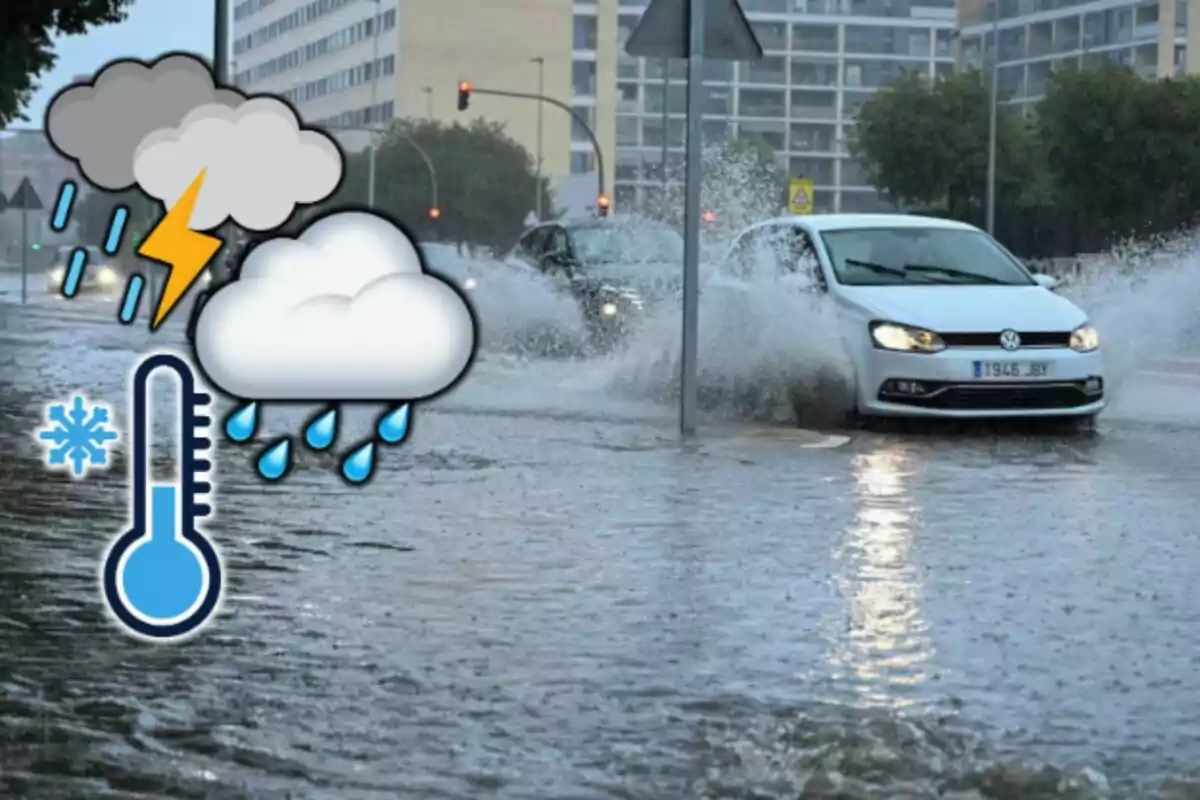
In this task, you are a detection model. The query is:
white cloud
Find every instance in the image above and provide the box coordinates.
[193,211,477,401]
[133,97,343,231]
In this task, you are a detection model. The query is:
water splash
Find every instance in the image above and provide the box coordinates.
[305,406,338,450]
[224,402,258,443]
[341,441,376,484]
[257,438,292,481]
[377,404,410,444]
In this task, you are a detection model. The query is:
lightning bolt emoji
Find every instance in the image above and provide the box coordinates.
[138,168,224,329]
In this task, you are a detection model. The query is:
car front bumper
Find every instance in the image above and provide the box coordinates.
[856,346,1106,418]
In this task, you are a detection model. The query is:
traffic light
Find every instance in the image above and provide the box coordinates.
[457,81,471,111]
[596,194,611,216]
[428,206,441,220]
[702,210,717,224]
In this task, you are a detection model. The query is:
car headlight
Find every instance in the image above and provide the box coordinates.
[96,266,119,287]
[48,267,65,284]
[1070,324,1099,352]
[869,321,945,353]
[600,302,619,316]
[462,277,477,291]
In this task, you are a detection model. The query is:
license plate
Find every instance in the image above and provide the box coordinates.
[973,361,1049,379]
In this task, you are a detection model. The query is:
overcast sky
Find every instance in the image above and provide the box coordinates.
[21,0,213,127]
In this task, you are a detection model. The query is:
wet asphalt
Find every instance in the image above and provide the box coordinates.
[1,282,1199,799]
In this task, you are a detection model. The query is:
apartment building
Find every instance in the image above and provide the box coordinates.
[956,0,1200,111]
[231,0,955,215]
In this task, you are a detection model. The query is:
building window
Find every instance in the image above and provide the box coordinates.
[789,89,836,119]
[844,59,926,89]
[617,116,639,146]
[789,156,834,184]
[618,55,639,79]
[738,88,786,117]
[703,120,729,142]
[573,14,598,49]
[790,123,836,152]
[572,106,596,142]
[839,158,870,186]
[840,190,893,212]
[792,23,838,53]
[644,84,688,114]
[738,120,786,151]
[703,85,733,115]
[572,61,597,96]
[616,151,641,181]
[571,152,596,174]
[845,26,932,57]
[752,21,788,51]
[617,82,639,112]
[841,89,875,119]
[741,55,788,84]
[791,57,839,87]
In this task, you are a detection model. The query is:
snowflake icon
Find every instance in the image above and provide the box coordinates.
[36,395,119,478]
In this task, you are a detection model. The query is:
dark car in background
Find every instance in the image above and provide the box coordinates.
[506,216,683,351]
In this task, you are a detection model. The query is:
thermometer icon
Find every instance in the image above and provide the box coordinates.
[101,352,223,641]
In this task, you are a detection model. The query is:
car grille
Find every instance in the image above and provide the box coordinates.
[940,331,1071,348]
[879,380,1101,410]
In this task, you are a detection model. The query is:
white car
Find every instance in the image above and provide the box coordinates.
[46,245,122,296]
[715,213,1104,423]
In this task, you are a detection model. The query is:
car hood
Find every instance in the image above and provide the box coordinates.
[837,284,1089,332]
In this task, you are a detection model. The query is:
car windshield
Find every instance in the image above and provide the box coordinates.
[55,246,105,265]
[819,227,1034,287]
[570,221,683,280]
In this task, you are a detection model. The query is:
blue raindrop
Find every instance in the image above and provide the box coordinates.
[305,407,338,450]
[225,402,258,443]
[341,441,376,484]
[257,438,292,481]
[377,404,411,444]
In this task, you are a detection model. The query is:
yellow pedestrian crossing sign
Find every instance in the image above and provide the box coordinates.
[788,177,814,214]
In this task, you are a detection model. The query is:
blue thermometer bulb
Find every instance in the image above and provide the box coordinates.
[101,353,223,640]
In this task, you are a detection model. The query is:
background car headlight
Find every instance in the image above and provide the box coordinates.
[1070,324,1099,352]
[48,267,65,284]
[462,277,477,291]
[96,266,119,287]
[600,302,619,316]
[870,321,945,353]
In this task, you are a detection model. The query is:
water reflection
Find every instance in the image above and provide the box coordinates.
[828,443,932,706]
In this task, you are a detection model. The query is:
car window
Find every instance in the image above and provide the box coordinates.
[819,227,1035,286]
[542,227,570,258]
[518,227,547,258]
[724,225,821,286]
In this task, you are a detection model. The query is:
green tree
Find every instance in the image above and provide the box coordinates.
[849,70,1036,219]
[0,1,135,126]
[1037,64,1200,241]
[333,117,553,251]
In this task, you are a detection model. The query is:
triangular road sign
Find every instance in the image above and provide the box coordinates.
[8,177,43,211]
[626,0,763,61]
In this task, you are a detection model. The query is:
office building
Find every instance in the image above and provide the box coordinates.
[231,0,956,216]
[581,0,956,213]
[956,0,1200,111]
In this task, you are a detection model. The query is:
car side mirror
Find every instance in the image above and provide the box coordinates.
[1033,273,1059,290]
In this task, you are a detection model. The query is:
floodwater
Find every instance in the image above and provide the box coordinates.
[2,277,1200,799]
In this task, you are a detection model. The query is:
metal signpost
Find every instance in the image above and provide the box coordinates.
[626,0,762,437]
[8,178,44,305]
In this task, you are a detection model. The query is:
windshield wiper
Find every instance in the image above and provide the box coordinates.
[902,264,1008,285]
[843,258,908,277]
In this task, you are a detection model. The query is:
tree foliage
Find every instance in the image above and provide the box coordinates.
[0,1,134,127]
[851,63,1200,254]
[849,70,1035,218]
[331,117,553,251]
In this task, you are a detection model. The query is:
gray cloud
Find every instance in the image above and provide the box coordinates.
[45,52,244,190]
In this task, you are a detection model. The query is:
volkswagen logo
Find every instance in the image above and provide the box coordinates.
[999,329,1022,351]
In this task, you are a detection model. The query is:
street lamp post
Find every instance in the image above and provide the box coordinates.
[530,56,545,220]
[423,86,433,118]
[660,58,669,190]
[985,0,999,235]
[366,0,382,210]
[329,125,438,215]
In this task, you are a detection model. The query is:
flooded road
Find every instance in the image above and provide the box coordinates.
[1,288,1199,799]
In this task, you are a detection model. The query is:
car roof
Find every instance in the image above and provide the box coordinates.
[747,213,980,234]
